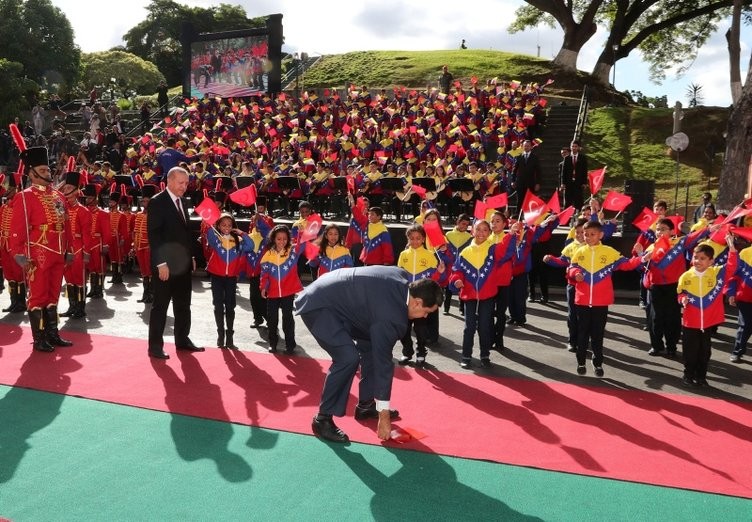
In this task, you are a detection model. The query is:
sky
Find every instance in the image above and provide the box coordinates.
[52,0,749,107]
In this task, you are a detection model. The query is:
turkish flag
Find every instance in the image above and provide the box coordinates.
[411,184,427,199]
[304,241,320,262]
[423,219,447,249]
[651,235,672,263]
[631,207,658,232]
[485,193,508,209]
[342,123,351,135]
[473,199,488,221]
[229,184,257,207]
[721,205,752,225]
[346,175,355,194]
[731,226,752,242]
[520,190,547,226]
[602,190,633,212]
[546,190,561,215]
[710,223,731,244]
[195,197,221,226]
[667,215,684,232]
[588,167,606,195]
[299,214,323,243]
[557,206,576,227]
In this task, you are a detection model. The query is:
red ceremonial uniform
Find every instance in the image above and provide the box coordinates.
[63,202,93,287]
[0,199,23,283]
[9,184,72,309]
[132,211,151,277]
[86,206,111,275]
[108,209,129,263]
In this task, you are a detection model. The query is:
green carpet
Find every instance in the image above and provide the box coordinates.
[1,385,749,521]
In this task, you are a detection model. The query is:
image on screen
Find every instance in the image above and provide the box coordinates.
[190,35,272,98]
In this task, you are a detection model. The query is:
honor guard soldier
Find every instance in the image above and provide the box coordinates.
[107,184,129,285]
[132,183,156,303]
[84,183,111,298]
[9,146,74,351]
[59,171,93,318]
[1,177,26,313]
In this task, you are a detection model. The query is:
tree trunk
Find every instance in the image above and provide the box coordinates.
[550,19,598,72]
[591,61,613,86]
[726,0,743,104]
[717,53,752,210]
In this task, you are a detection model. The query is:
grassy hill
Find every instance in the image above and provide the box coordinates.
[302,50,730,211]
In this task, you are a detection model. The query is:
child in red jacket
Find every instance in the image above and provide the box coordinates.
[567,220,646,377]
[206,214,254,349]
[260,224,305,354]
[678,238,737,387]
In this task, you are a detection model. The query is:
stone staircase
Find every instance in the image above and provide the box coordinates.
[535,102,581,201]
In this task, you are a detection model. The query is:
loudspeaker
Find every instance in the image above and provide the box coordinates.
[623,179,655,235]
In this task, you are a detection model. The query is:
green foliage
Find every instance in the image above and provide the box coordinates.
[302,50,553,89]
[508,4,557,33]
[685,83,704,107]
[636,10,725,82]
[123,0,265,86]
[626,90,669,108]
[81,51,165,96]
[117,98,133,111]
[585,106,727,206]
[0,0,80,91]
[0,58,38,124]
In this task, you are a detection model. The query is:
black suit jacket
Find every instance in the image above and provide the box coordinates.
[513,152,541,196]
[147,189,193,276]
[560,153,588,189]
[295,266,410,399]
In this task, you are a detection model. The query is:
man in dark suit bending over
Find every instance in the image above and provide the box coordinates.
[147,166,204,359]
[295,266,443,443]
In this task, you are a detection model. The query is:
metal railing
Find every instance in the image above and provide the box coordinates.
[572,85,591,143]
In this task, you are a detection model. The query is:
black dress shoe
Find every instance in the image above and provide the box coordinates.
[176,342,204,352]
[311,416,349,443]
[354,403,400,420]
[149,350,170,359]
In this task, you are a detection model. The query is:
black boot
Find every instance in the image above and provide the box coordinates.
[92,274,104,298]
[71,287,87,318]
[3,281,17,312]
[10,283,27,313]
[29,309,54,352]
[59,285,76,317]
[86,273,97,297]
[214,310,225,348]
[44,306,73,347]
[137,277,149,302]
[225,310,237,349]
[114,264,124,284]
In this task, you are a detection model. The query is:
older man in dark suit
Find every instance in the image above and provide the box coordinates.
[295,266,443,443]
[147,166,204,359]
[559,140,588,211]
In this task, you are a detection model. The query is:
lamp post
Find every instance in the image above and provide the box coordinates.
[612,44,618,88]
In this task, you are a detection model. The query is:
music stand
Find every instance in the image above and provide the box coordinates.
[235,176,255,189]
[446,178,474,192]
[114,175,133,188]
[332,177,348,192]
[411,177,437,192]
[276,176,301,191]
[379,177,405,191]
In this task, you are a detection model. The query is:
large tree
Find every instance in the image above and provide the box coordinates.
[0,0,80,91]
[717,52,752,209]
[123,0,265,87]
[0,58,38,124]
[509,0,748,85]
[81,51,165,97]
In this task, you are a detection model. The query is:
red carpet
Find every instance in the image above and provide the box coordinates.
[1,324,751,499]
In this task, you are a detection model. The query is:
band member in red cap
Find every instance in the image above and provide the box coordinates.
[59,171,92,319]
[107,185,129,285]
[9,146,74,351]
